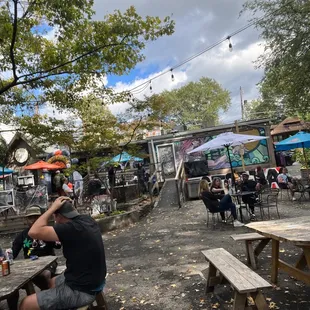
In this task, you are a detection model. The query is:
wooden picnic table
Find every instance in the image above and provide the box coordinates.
[246,216,310,285]
[0,256,57,303]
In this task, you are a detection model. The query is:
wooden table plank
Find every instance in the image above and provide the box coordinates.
[202,248,271,293]
[231,233,268,242]
[246,216,310,244]
[0,256,57,300]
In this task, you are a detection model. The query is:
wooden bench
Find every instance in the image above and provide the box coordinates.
[231,233,271,269]
[202,248,271,310]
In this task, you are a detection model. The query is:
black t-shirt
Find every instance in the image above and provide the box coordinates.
[241,180,257,191]
[88,179,102,195]
[54,215,106,293]
[12,227,59,259]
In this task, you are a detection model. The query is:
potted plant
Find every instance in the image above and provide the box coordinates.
[294,149,310,179]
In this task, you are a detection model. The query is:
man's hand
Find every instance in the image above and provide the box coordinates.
[49,196,71,212]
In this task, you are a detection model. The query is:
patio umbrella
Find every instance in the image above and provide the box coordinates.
[0,166,14,175]
[24,160,62,170]
[111,152,143,163]
[275,131,310,169]
[187,132,268,185]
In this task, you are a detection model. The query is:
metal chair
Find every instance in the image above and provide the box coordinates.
[256,188,280,220]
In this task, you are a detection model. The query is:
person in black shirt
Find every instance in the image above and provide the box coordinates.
[19,197,107,310]
[255,166,267,186]
[240,173,260,219]
[88,172,103,197]
[9,206,60,310]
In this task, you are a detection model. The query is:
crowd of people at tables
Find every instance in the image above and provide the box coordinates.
[198,165,299,225]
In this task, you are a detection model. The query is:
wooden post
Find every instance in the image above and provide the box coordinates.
[235,120,246,171]
[271,239,280,283]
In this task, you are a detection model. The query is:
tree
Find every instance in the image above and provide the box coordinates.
[0,1,174,110]
[244,99,284,121]
[242,0,310,115]
[134,77,230,130]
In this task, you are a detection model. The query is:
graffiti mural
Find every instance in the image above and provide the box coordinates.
[174,128,269,171]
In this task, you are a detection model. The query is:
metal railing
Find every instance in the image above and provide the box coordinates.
[175,159,186,208]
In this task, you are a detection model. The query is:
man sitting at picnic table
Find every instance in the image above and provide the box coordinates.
[239,173,260,220]
[277,167,296,201]
[19,197,107,310]
[9,206,61,310]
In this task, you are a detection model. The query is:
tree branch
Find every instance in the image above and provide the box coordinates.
[10,0,18,81]
[0,36,130,96]
[18,36,130,80]
[121,117,143,150]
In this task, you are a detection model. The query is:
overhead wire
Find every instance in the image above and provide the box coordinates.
[127,0,295,95]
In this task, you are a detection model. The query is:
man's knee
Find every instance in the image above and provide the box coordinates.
[49,276,57,288]
[19,294,40,310]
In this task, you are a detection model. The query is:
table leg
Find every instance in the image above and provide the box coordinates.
[302,246,310,268]
[24,282,35,295]
[295,253,307,270]
[271,239,279,284]
[254,239,271,257]
[246,240,257,269]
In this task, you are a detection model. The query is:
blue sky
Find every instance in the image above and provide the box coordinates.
[93,0,264,122]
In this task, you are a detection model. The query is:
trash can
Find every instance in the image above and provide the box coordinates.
[186,179,201,199]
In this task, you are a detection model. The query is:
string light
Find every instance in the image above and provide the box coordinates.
[227,36,233,52]
[127,1,296,95]
[170,69,175,82]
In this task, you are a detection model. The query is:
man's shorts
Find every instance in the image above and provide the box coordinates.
[37,274,96,310]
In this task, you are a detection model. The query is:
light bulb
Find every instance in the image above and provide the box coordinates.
[227,36,233,52]
[171,69,175,82]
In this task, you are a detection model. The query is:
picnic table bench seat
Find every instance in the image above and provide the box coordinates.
[231,233,271,269]
[202,248,271,310]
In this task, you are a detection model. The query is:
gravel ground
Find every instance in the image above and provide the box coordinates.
[1,193,310,309]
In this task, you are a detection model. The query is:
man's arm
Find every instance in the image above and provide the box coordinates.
[12,232,24,259]
[28,197,69,242]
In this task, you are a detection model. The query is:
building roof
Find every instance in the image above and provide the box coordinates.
[271,117,310,136]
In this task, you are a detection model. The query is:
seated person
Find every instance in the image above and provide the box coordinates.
[277,167,296,201]
[20,198,107,310]
[240,173,260,219]
[62,177,74,197]
[9,206,60,310]
[198,179,244,227]
[255,166,267,186]
[88,172,103,196]
[267,168,278,187]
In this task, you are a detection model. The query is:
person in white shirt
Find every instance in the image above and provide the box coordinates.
[62,178,73,197]
[277,167,296,201]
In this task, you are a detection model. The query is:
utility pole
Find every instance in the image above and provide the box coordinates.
[240,86,244,120]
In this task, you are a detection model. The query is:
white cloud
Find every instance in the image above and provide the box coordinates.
[92,0,265,123]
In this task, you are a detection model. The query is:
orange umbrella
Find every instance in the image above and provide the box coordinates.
[24,160,62,170]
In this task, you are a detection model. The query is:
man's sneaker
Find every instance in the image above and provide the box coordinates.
[233,220,244,227]
[292,197,296,201]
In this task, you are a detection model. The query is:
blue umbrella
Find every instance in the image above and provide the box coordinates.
[0,166,14,176]
[110,152,143,163]
[275,131,310,168]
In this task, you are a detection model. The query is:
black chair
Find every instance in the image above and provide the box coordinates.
[201,196,232,228]
[255,188,280,220]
